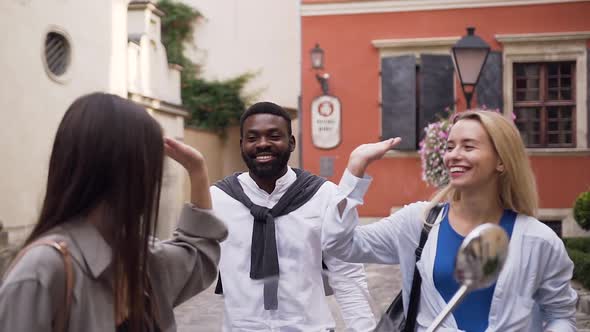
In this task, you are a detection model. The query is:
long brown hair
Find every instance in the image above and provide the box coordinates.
[26,92,164,332]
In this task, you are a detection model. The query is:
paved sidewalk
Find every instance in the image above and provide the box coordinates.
[573,281,590,331]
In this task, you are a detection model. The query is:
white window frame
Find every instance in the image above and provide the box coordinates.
[497,31,590,151]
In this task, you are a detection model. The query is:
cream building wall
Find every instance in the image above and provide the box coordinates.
[127,1,183,105]
[181,0,302,169]
[0,0,131,242]
[127,1,189,238]
[0,0,188,242]
[182,0,301,109]
[183,126,246,197]
[0,0,300,245]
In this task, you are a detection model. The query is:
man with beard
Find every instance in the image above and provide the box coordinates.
[210,102,376,331]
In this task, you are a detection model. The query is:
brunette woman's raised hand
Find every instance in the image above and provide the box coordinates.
[164,137,212,209]
[347,138,401,177]
[164,137,206,174]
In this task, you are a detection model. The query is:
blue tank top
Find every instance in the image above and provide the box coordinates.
[433,205,516,332]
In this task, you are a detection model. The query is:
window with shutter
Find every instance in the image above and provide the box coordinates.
[476,51,503,111]
[419,54,455,141]
[381,55,417,150]
[381,54,454,150]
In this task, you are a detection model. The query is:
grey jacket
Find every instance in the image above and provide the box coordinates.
[0,204,228,332]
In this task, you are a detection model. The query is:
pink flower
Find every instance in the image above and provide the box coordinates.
[419,110,452,187]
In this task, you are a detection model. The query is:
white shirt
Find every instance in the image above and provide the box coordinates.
[211,167,376,332]
[322,170,577,332]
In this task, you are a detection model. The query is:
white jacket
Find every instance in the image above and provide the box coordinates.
[322,170,577,331]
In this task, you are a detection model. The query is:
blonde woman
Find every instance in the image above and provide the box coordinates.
[322,110,577,331]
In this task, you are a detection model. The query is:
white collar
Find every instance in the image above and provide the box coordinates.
[239,167,297,197]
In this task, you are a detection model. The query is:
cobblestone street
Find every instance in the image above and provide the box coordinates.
[174,218,590,331]
[174,263,400,332]
[174,218,401,331]
[175,265,590,332]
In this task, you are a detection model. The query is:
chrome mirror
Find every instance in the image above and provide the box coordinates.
[426,223,509,332]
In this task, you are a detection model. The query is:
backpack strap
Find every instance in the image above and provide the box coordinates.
[4,239,74,332]
[404,204,443,332]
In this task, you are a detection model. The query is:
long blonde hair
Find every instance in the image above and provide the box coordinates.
[428,110,538,217]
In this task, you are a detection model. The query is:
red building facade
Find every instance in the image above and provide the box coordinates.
[300,0,590,235]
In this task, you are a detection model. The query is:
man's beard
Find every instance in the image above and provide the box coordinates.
[241,148,291,179]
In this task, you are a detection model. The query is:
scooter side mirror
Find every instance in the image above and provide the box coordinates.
[454,223,509,290]
[426,223,509,332]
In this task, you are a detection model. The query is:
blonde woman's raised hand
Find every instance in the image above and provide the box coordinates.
[347,138,401,177]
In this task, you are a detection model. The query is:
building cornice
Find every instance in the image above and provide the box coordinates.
[372,36,460,49]
[128,1,165,17]
[495,31,590,44]
[128,93,189,118]
[526,148,590,156]
[301,0,588,17]
[168,63,184,72]
[372,36,461,59]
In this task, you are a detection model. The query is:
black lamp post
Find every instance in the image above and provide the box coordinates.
[310,43,330,95]
[452,27,490,109]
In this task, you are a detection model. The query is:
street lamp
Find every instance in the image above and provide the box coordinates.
[310,43,324,69]
[310,43,330,95]
[452,27,490,109]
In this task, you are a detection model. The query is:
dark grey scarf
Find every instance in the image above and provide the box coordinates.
[213,168,328,310]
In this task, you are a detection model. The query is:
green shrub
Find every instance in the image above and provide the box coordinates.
[567,248,590,289]
[574,191,590,230]
[564,237,590,254]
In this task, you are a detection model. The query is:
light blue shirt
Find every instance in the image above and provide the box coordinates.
[322,169,577,332]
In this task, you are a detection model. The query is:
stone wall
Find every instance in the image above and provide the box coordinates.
[0,221,18,276]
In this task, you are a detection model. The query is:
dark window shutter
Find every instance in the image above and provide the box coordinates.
[476,51,503,111]
[587,49,590,147]
[381,55,416,150]
[419,54,454,141]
